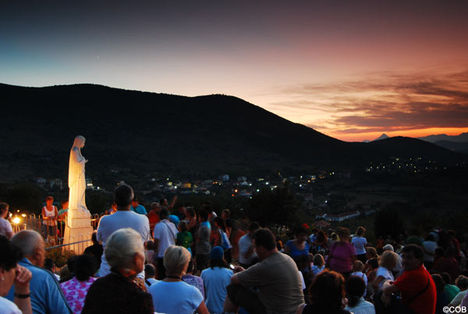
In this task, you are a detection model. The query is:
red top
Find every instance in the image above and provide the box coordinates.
[210,228,221,247]
[394,265,436,314]
[433,256,460,282]
[147,211,160,229]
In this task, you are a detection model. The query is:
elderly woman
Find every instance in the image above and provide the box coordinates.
[149,245,209,314]
[0,235,33,314]
[82,228,153,314]
[372,250,398,292]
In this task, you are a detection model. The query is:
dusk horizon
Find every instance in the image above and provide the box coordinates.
[1,0,467,141]
[3,80,467,143]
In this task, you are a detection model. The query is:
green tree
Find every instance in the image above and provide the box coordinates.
[3,183,45,213]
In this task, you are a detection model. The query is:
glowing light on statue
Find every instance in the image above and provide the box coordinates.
[64,135,93,253]
[68,135,91,219]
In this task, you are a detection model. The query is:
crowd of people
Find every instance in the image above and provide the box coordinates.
[1,183,467,314]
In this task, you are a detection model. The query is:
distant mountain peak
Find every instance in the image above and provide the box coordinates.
[418,133,468,154]
[372,133,389,142]
[418,133,468,143]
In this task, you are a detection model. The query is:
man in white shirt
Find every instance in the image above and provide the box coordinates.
[97,184,150,277]
[238,222,259,268]
[153,209,178,279]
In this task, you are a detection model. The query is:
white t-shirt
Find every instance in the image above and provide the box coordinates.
[149,281,203,314]
[299,271,306,290]
[375,266,394,290]
[0,218,13,237]
[352,236,367,255]
[0,296,21,314]
[351,271,368,287]
[97,210,150,277]
[153,219,178,257]
[394,254,403,276]
[351,271,368,296]
[238,234,257,265]
[344,297,376,314]
[450,290,468,306]
[201,267,233,314]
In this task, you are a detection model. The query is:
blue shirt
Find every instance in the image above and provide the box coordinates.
[286,240,310,257]
[7,258,71,314]
[149,281,203,314]
[200,221,211,231]
[131,204,147,215]
[201,267,233,314]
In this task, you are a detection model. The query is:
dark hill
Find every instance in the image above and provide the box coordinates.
[0,83,464,185]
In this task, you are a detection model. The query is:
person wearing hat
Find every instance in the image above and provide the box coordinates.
[201,246,233,314]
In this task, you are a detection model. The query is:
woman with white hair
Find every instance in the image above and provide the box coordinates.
[149,245,209,314]
[372,250,398,292]
[82,228,153,313]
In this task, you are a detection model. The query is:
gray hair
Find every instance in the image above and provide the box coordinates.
[380,250,398,270]
[105,228,144,271]
[11,230,44,257]
[164,245,191,276]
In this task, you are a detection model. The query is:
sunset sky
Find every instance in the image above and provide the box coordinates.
[1,1,467,141]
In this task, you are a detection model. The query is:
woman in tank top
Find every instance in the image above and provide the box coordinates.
[42,196,58,238]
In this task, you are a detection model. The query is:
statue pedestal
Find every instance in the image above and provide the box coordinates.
[63,212,93,255]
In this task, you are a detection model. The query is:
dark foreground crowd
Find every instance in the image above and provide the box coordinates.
[0,185,467,314]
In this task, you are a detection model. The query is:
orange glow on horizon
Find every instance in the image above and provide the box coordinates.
[325,127,468,142]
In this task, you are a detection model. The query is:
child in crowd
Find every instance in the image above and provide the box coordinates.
[145,240,156,265]
[312,254,325,276]
[44,258,61,281]
[350,260,368,296]
[176,221,193,255]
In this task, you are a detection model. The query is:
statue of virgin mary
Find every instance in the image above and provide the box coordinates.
[68,135,91,218]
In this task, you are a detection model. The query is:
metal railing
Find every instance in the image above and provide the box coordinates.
[10,212,104,245]
[46,239,93,253]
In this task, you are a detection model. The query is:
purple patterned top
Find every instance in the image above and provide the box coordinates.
[61,277,97,314]
[182,274,205,298]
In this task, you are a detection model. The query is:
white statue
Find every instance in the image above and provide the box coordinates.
[68,135,90,218]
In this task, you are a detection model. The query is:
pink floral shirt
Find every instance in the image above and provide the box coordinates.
[61,277,97,314]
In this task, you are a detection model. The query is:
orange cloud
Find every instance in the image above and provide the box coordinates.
[267,69,468,141]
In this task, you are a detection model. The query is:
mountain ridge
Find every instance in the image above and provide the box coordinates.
[0,83,464,186]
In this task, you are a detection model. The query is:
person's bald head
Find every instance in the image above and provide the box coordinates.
[11,230,46,267]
